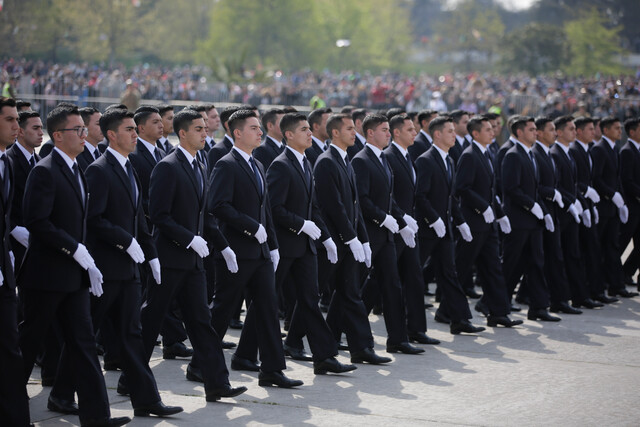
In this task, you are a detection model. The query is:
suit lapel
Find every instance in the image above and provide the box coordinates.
[231,149,262,198]
[53,150,84,207]
[176,149,203,204]
[106,151,135,206]
[285,149,310,196]
[390,144,414,188]
[138,139,157,169]
[364,146,390,189]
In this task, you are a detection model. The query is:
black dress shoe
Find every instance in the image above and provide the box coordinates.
[41,376,55,387]
[424,302,434,309]
[487,315,524,328]
[283,344,313,361]
[258,370,303,388]
[206,385,248,402]
[387,341,425,354]
[313,357,357,375]
[527,309,561,321]
[186,364,204,383]
[609,289,638,298]
[573,298,604,309]
[474,300,490,317]
[81,416,131,427]
[96,343,105,356]
[319,302,329,313]
[231,354,260,372]
[117,375,130,396]
[372,304,383,315]
[550,302,582,314]
[594,293,618,304]
[434,310,450,324]
[350,347,392,364]
[283,320,291,331]
[163,341,193,359]
[134,401,183,417]
[510,303,522,312]
[337,341,349,351]
[103,360,121,371]
[48,395,79,415]
[464,288,482,299]
[408,332,440,345]
[221,340,237,349]
[515,295,529,305]
[229,319,244,330]
[450,320,486,335]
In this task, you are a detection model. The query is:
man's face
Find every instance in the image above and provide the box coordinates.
[19,117,44,150]
[473,120,494,146]
[317,113,330,141]
[517,121,537,146]
[86,112,103,143]
[161,110,174,136]
[181,117,207,153]
[207,108,220,134]
[55,114,86,158]
[556,122,576,144]
[454,114,469,136]
[368,122,391,149]
[269,114,284,141]
[200,112,210,136]
[285,120,312,153]
[394,119,417,148]
[139,112,164,141]
[577,123,595,142]
[110,117,138,156]
[603,121,622,141]
[436,122,456,150]
[537,122,556,146]
[235,117,263,151]
[0,105,19,147]
[334,118,356,147]
[593,122,602,141]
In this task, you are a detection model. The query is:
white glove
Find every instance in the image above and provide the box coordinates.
[553,190,565,208]
[497,216,511,234]
[573,199,584,215]
[619,205,629,224]
[254,224,267,244]
[347,238,365,263]
[403,214,419,234]
[580,209,592,228]
[612,192,625,208]
[88,266,104,297]
[568,203,581,223]
[399,226,416,248]
[482,206,495,223]
[0,267,3,287]
[10,226,29,248]
[381,214,399,233]
[593,206,599,224]
[221,247,238,273]
[270,249,280,272]
[148,258,161,284]
[530,202,544,220]
[544,214,555,232]
[126,238,145,263]
[457,222,473,242]
[187,235,210,258]
[429,217,446,238]
[300,220,322,240]
[585,186,600,203]
[73,243,96,270]
[9,251,14,270]
[322,238,338,264]
[363,242,372,268]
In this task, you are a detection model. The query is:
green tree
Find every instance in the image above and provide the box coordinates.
[498,23,567,75]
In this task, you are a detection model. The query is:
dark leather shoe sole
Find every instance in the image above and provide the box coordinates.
[47,397,79,415]
[133,405,183,417]
[206,386,247,402]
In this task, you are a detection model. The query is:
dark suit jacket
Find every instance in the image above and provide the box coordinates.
[38,140,54,158]
[313,146,369,245]
[619,141,640,212]
[19,150,88,292]
[305,140,325,168]
[408,131,432,161]
[495,139,514,198]
[253,137,283,171]
[209,149,277,260]
[352,146,406,248]
[591,138,622,218]
[97,140,109,154]
[347,134,365,160]
[551,143,584,227]
[129,139,166,226]
[266,149,329,258]
[158,138,175,154]
[384,143,416,217]
[449,137,464,164]
[0,155,15,289]
[569,141,595,210]
[85,151,157,281]
[532,143,559,215]
[455,143,504,232]
[206,136,233,175]
[149,148,227,271]
[77,145,99,172]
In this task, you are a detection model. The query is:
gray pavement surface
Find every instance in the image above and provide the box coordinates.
[27,292,640,427]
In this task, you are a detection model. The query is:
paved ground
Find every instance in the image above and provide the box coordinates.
[27,289,640,427]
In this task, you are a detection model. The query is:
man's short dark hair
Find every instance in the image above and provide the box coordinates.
[228,109,258,136]
[506,114,522,134]
[47,104,80,140]
[99,108,135,141]
[624,117,640,136]
[553,115,574,131]
[0,97,17,111]
[134,105,160,126]
[450,109,469,124]
[510,116,534,136]
[599,116,620,132]
[173,108,204,136]
[482,112,500,121]
[79,107,100,125]
[417,109,438,128]
[279,113,307,137]
[467,115,490,136]
[326,113,351,139]
[534,116,553,131]
[105,103,128,112]
[574,116,594,131]
[389,113,411,136]
[386,107,405,120]
[308,107,332,131]
[282,106,298,113]
[157,104,174,117]
[428,115,453,136]
[191,105,207,113]
[261,108,285,130]
[363,114,389,137]
[16,100,31,110]
[352,108,368,124]
[220,106,240,131]
[18,111,40,129]
[340,105,356,114]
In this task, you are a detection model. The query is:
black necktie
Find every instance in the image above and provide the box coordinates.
[192,159,203,197]
[484,150,494,173]
[529,151,538,178]
[405,152,415,183]
[380,152,391,184]
[198,150,208,171]
[29,155,36,169]
[93,149,100,161]
[445,155,452,183]
[303,156,312,191]
[1,154,9,202]
[249,157,263,196]
[72,163,84,202]
[154,148,162,163]
[125,160,137,203]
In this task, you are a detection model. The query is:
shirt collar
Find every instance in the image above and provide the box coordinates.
[535,140,550,154]
[286,146,306,169]
[106,146,128,170]
[455,135,464,146]
[420,129,432,142]
[391,141,408,157]
[138,137,159,156]
[177,145,196,164]
[575,139,590,152]
[330,143,348,162]
[628,138,640,151]
[232,146,252,165]
[224,134,235,145]
[267,136,283,148]
[555,140,571,155]
[159,136,168,144]
[356,132,365,144]
[513,138,531,154]
[312,136,326,151]
[602,136,616,150]
[473,140,487,154]
[365,142,383,159]
[53,146,77,171]
[16,140,34,161]
[433,144,449,164]
[84,141,98,155]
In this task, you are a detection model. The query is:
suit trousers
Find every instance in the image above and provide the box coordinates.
[598,214,624,292]
[559,219,591,303]
[395,238,427,333]
[579,223,606,297]
[542,227,572,304]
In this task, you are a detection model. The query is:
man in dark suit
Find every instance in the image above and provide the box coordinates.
[314,113,391,364]
[157,104,175,154]
[19,104,130,426]
[454,115,523,327]
[352,114,423,355]
[501,116,559,322]
[76,107,103,171]
[206,106,240,174]
[620,118,640,289]
[533,117,582,314]
[0,97,31,427]
[484,112,501,161]
[450,110,470,164]
[494,115,521,200]
[592,116,637,298]
[209,109,303,387]
[204,104,220,151]
[415,116,485,335]
[253,108,285,169]
[143,108,247,401]
[385,114,440,344]
[408,109,437,161]
[305,108,332,167]
[266,112,357,374]
[347,108,367,159]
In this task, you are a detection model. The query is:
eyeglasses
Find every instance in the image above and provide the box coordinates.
[57,127,89,137]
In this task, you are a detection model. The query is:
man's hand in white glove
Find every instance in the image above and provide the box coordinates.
[399,226,416,248]
[187,236,210,258]
[429,217,446,238]
[0,267,4,287]
[347,238,365,263]
[580,209,592,228]
[221,247,238,273]
[619,205,629,224]
[544,214,555,232]
[9,251,14,270]
[573,199,584,215]
[530,202,544,220]
[457,223,473,242]
[73,243,96,270]
[254,224,267,244]
[585,186,600,203]
[363,242,372,268]
[322,238,338,264]
[10,226,29,248]
[482,206,495,224]
[300,220,321,240]
[126,238,145,263]
[88,266,104,297]
[270,249,280,272]
[497,216,511,234]
[612,192,625,208]
[553,190,565,208]
[593,206,599,224]
[149,258,161,284]
[381,214,399,233]
[568,203,581,223]
[403,214,419,234]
